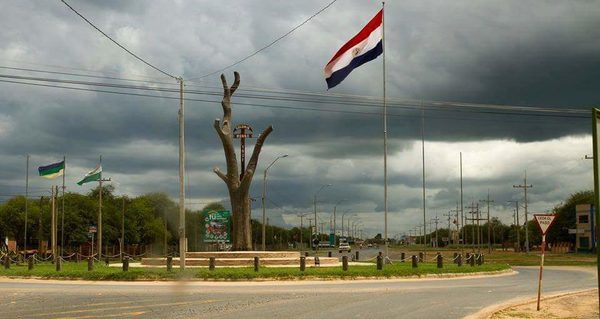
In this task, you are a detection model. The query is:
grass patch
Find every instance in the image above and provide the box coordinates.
[0,261,510,281]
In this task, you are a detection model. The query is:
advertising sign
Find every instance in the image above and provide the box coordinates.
[203,210,231,243]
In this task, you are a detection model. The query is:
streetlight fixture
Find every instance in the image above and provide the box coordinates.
[313,184,332,250]
[341,210,354,237]
[262,154,288,251]
[332,199,347,245]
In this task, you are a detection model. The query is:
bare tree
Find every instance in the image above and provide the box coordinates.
[213,72,273,251]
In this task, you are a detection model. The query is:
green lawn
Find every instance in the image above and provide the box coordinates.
[0,260,510,281]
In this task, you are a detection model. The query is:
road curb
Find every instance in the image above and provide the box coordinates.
[463,288,598,319]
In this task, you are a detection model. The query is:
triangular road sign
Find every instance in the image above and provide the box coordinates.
[534,214,557,235]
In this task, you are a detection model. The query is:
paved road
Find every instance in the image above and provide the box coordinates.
[0,267,595,319]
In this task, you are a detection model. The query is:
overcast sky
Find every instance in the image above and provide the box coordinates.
[1,0,599,238]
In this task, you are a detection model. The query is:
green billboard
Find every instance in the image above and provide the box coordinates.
[203,210,231,243]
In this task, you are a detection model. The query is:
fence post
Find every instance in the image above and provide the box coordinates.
[87,257,94,271]
[166,256,173,272]
[376,252,383,270]
[300,256,306,271]
[56,258,61,272]
[401,252,405,262]
[328,251,332,257]
[304,252,309,257]
[453,252,458,264]
[411,255,418,268]
[355,251,359,261]
[314,256,320,267]
[122,257,129,272]
[481,254,484,265]
[209,257,216,271]
[469,253,475,267]
[457,254,462,267]
[342,256,349,271]
[436,252,443,268]
[254,257,260,272]
[28,256,34,270]
[4,255,9,269]
[418,252,424,263]
[105,256,109,266]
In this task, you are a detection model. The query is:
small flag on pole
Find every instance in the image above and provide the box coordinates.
[38,160,65,179]
[324,9,383,89]
[77,165,102,185]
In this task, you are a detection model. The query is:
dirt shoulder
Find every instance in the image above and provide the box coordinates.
[489,289,598,319]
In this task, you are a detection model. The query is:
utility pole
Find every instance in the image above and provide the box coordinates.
[97,156,111,260]
[432,215,439,248]
[51,185,57,262]
[24,154,29,258]
[513,171,532,254]
[480,190,494,254]
[421,102,427,249]
[313,184,331,251]
[443,211,454,245]
[178,77,186,269]
[121,197,125,261]
[465,202,477,249]
[298,213,308,251]
[460,152,464,250]
[262,154,288,251]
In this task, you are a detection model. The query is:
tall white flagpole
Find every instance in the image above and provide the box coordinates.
[382,2,388,257]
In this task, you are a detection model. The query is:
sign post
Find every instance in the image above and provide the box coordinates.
[533,214,557,311]
[88,226,97,258]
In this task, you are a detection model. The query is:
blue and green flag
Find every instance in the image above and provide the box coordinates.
[38,160,65,179]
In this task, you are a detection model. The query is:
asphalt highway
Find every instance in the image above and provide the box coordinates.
[0,266,596,319]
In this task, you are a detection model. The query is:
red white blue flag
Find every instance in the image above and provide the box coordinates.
[324,9,383,89]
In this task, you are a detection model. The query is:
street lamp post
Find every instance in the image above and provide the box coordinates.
[332,199,346,245]
[313,184,332,251]
[262,154,288,251]
[341,210,353,238]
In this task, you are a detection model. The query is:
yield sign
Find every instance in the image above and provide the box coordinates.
[534,214,557,235]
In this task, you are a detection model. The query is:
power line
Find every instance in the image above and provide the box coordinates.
[0,78,591,125]
[60,0,178,80]
[0,73,590,120]
[189,0,339,80]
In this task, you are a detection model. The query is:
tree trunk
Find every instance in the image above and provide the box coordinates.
[214,72,272,251]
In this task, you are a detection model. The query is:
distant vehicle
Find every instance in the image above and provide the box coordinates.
[367,243,373,248]
[339,242,351,253]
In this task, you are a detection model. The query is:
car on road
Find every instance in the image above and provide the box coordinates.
[338,242,351,253]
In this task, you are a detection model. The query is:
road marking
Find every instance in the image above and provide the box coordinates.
[54,311,146,319]
[28,299,219,318]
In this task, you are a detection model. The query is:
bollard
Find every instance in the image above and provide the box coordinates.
[76,253,81,263]
[254,257,260,272]
[355,251,359,261]
[453,252,458,264]
[304,252,309,257]
[56,258,62,272]
[209,257,216,271]
[28,257,34,270]
[300,256,306,271]
[87,257,94,271]
[376,252,383,270]
[122,257,129,272]
[469,254,475,267]
[166,256,173,272]
[328,251,332,257]
[314,256,320,267]
[342,256,349,271]
[457,254,462,267]
[105,256,110,266]
[4,255,10,269]
[400,252,405,262]
[436,253,443,268]
[411,255,418,268]
[418,252,424,263]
